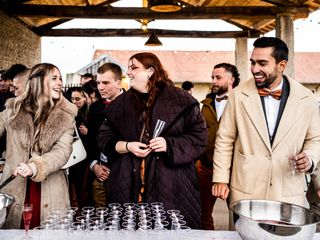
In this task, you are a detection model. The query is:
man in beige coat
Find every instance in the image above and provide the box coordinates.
[212,37,320,209]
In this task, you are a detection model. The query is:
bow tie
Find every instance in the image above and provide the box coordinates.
[103,100,112,106]
[258,88,282,100]
[216,95,228,102]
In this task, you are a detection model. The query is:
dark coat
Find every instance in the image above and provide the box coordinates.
[87,99,107,162]
[97,86,208,229]
[199,95,219,167]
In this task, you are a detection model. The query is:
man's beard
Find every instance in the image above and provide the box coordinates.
[212,85,228,96]
[254,71,278,89]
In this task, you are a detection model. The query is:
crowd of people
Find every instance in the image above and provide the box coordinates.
[1,36,320,230]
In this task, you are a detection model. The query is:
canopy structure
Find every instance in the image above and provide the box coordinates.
[0,0,319,38]
[0,0,319,80]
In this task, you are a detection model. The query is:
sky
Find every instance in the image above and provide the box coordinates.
[41,0,320,79]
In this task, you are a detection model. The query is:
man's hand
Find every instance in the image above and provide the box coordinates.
[92,164,110,182]
[292,152,312,173]
[212,182,230,200]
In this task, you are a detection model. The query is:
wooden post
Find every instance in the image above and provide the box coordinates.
[235,37,249,81]
[276,14,294,78]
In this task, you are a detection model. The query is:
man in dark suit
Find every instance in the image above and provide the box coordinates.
[87,63,124,208]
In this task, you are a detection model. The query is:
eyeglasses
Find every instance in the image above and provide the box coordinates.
[128,65,147,72]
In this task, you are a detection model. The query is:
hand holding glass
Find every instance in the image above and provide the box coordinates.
[287,145,298,176]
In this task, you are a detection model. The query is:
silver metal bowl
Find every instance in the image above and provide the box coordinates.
[0,193,14,228]
[232,199,320,240]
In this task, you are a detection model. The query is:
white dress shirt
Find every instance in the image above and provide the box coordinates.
[215,93,230,121]
[262,80,283,139]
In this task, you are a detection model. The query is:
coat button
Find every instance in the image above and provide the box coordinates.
[43,203,48,208]
[133,169,136,172]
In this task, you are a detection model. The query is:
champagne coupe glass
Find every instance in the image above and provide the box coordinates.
[22,203,33,239]
[287,145,298,176]
[95,207,108,225]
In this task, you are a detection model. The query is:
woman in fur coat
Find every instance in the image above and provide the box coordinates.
[0,63,77,229]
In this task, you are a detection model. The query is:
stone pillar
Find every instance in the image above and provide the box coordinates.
[276,14,294,78]
[235,37,249,81]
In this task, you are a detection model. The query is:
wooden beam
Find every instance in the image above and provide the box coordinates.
[224,20,253,31]
[96,0,119,6]
[31,19,73,33]
[253,19,275,30]
[1,0,32,3]
[35,28,261,38]
[3,5,309,20]
[28,2,120,31]
[261,0,297,7]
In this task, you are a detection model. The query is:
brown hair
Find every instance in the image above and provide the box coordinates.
[97,62,122,81]
[129,52,174,130]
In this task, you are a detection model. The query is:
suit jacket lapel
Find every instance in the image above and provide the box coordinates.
[240,80,272,152]
[271,77,289,145]
[272,76,308,150]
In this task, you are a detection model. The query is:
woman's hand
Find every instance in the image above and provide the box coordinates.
[126,141,151,157]
[79,124,88,135]
[148,137,167,152]
[14,162,33,178]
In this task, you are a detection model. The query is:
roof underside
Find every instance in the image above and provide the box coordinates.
[0,0,319,38]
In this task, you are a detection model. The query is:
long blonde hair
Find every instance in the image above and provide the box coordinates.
[10,63,63,143]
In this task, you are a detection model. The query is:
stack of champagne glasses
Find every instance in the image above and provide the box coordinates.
[32,202,189,240]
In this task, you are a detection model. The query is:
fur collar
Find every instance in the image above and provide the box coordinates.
[7,97,77,153]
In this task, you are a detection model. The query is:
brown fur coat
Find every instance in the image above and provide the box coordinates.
[0,97,77,228]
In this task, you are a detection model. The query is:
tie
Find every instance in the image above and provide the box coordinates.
[103,100,112,108]
[258,88,282,100]
[216,95,228,102]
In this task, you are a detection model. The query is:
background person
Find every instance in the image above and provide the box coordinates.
[181,80,194,95]
[97,52,207,228]
[212,37,320,210]
[197,63,240,230]
[88,62,123,208]
[13,68,30,97]
[80,73,94,85]
[0,63,77,229]
[0,65,28,180]
[307,163,320,231]
[82,80,101,106]
[69,87,89,212]
[1,64,28,94]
